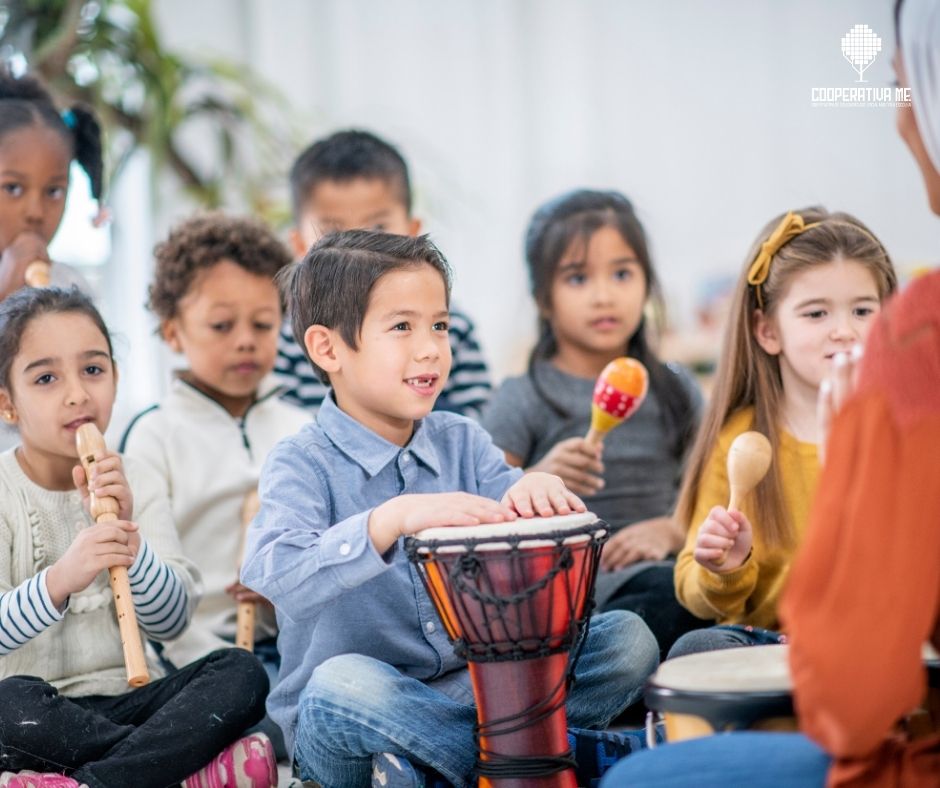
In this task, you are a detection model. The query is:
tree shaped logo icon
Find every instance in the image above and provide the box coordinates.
[841,24,882,82]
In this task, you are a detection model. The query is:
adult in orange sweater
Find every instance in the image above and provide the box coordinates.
[601,0,940,784]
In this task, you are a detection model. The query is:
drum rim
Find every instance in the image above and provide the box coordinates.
[644,682,795,732]
[411,511,601,544]
[407,518,609,554]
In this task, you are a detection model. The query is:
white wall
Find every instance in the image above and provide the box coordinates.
[104,0,938,428]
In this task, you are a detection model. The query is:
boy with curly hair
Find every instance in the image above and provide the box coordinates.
[120,213,309,754]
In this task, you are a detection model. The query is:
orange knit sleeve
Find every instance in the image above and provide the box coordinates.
[781,271,940,787]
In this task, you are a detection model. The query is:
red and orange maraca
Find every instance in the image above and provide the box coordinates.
[585,357,649,446]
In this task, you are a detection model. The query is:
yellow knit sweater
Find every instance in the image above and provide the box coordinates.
[674,407,819,629]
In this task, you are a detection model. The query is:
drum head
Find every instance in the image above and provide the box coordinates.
[412,511,605,552]
[646,645,793,732]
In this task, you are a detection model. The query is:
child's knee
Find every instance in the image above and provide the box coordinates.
[205,648,270,710]
[591,610,660,683]
[0,675,55,712]
[300,654,401,727]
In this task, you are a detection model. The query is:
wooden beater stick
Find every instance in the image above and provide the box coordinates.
[235,489,261,652]
[24,261,51,287]
[715,431,772,567]
[76,423,150,686]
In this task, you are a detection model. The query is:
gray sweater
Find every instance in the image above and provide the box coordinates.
[482,360,702,530]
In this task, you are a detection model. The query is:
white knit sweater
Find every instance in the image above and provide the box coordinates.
[0,449,201,697]
[121,377,309,666]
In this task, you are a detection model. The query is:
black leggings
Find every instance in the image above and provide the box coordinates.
[0,648,268,788]
[600,563,710,660]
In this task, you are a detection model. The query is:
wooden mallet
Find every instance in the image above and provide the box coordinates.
[235,489,261,652]
[24,261,51,287]
[76,422,150,687]
[585,357,649,447]
[714,431,773,567]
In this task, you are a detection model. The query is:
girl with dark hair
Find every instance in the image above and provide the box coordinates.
[482,189,706,656]
[0,287,275,788]
[0,67,104,302]
[0,66,107,454]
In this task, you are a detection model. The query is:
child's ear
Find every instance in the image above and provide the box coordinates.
[0,388,17,425]
[160,319,183,354]
[304,325,343,375]
[406,217,422,237]
[753,309,782,355]
[288,227,309,260]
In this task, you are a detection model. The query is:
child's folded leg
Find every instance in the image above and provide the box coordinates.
[0,676,132,776]
[294,654,478,788]
[565,610,660,728]
[71,648,268,788]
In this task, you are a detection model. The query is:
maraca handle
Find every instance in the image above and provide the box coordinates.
[585,427,606,447]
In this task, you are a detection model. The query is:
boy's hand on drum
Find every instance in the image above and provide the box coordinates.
[502,472,586,518]
[72,450,134,522]
[0,231,49,298]
[369,493,518,554]
[529,437,604,497]
[46,519,140,608]
[694,506,752,572]
[817,345,863,465]
[600,517,680,571]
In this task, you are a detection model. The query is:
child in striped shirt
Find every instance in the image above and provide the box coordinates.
[278,129,491,418]
[0,287,274,788]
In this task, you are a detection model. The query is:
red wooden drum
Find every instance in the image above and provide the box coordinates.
[406,512,608,788]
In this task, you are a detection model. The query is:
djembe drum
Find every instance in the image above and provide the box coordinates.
[406,512,608,788]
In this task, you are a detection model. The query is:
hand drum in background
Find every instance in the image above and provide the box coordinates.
[585,357,649,447]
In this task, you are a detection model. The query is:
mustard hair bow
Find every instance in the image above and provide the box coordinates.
[747,211,820,308]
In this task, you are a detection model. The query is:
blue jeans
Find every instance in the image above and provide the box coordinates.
[667,624,786,659]
[599,732,831,787]
[294,610,658,787]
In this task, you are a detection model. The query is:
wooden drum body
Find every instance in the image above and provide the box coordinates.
[407,512,608,788]
[645,645,796,744]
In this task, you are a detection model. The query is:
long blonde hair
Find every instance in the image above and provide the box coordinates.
[674,207,897,548]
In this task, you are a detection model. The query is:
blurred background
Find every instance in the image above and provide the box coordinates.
[3,0,937,434]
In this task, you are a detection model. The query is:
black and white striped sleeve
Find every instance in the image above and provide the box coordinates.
[0,569,64,654]
[128,539,189,640]
[437,308,492,420]
[275,321,327,412]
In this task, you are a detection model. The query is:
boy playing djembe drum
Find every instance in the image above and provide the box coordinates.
[240,230,660,788]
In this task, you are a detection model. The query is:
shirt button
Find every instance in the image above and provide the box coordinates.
[402,453,411,463]
[425,621,436,634]
[339,542,351,556]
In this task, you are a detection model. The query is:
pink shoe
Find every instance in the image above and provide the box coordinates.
[183,732,277,788]
[5,774,80,788]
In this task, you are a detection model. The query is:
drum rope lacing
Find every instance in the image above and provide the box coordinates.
[407,525,607,781]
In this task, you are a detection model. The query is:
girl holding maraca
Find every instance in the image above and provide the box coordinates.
[483,189,706,655]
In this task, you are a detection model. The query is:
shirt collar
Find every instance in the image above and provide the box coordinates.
[317,393,442,478]
[172,373,284,413]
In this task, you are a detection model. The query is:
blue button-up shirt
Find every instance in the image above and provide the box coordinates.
[241,394,523,757]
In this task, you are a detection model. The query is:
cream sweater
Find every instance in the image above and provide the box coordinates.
[0,449,201,697]
[121,377,309,666]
